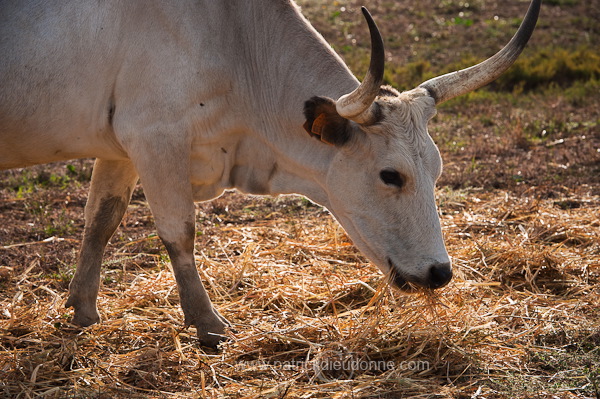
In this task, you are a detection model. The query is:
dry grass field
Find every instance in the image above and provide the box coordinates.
[1,0,599,398]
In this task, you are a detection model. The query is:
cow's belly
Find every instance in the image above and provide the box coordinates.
[0,114,129,170]
[0,140,127,171]
[0,59,128,169]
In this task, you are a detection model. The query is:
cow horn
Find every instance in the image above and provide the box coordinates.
[419,0,541,104]
[336,7,385,125]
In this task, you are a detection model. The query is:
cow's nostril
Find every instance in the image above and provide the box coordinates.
[427,262,452,289]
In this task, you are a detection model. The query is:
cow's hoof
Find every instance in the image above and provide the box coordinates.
[65,297,101,327]
[71,309,100,327]
[198,329,229,349]
[192,310,231,349]
[70,311,101,327]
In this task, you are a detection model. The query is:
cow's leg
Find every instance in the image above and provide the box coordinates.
[65,159,138,326]
[131,153,229,348]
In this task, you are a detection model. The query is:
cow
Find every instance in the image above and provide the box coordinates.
[0,0,540,348]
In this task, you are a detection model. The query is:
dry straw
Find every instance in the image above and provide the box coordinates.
[1,186,599,398]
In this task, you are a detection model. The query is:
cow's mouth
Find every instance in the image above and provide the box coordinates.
[387,258,420,293]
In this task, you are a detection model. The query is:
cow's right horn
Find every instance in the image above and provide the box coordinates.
[419,0,541,104]
[336,7,385,125]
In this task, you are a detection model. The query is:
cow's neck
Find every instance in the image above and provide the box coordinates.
[222,2,360,208]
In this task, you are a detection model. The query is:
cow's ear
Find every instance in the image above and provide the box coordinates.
[303,97,351,146]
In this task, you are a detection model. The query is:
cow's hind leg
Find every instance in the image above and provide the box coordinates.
[65,159,138,326]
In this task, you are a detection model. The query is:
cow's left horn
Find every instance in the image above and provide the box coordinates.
[419,0,541,104]
[336,7,384,125]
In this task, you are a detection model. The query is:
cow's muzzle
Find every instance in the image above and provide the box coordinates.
[388,259,452,291]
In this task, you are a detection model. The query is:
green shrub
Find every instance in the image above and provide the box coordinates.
[492,46,600,92]
[383,47,599,94]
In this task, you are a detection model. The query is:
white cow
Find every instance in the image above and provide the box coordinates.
[0,0,540,347]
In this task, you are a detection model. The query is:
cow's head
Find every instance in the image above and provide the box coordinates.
[303,2,540,291]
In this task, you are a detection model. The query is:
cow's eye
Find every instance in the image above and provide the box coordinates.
[380,169,404,188]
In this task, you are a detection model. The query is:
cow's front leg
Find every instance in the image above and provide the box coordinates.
[66,159,138,326]
[132,153,229,348]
